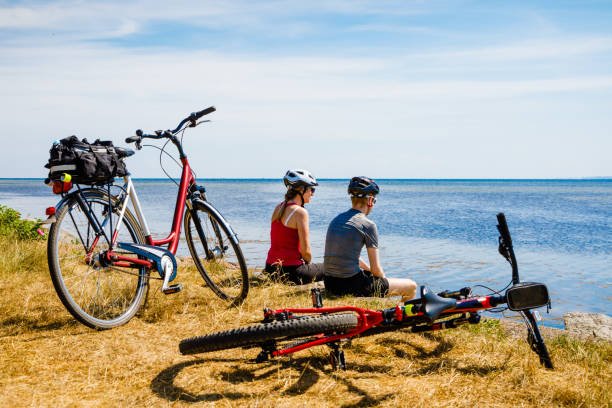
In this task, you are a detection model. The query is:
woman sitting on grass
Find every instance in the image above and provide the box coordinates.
[264,169,324,284]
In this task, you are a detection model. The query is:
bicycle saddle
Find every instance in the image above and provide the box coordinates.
[115,146,135,158]
[420,286,457,322]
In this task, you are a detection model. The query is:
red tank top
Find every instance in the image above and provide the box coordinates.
[266,203,303,267]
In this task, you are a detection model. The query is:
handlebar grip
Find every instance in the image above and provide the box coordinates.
[496,212,513,245]
[125,135,140,144]
[191,106,216,121]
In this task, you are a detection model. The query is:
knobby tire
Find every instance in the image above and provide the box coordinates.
[179,313,358,355]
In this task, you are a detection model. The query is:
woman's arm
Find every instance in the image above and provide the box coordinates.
[366,247,385,278]
[295,210,312,263]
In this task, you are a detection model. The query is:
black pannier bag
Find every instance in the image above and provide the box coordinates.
[45,136,128,184]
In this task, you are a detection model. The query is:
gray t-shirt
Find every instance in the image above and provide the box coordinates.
[324,208,379,278]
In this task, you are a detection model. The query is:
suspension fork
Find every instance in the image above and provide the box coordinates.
[522,310,553,368]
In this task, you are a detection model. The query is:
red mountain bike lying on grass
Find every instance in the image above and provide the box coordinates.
[179,213,553,370]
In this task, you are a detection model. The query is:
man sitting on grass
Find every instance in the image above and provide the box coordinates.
[323,176,417,301]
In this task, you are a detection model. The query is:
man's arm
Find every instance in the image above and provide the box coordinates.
[366,247,385,278]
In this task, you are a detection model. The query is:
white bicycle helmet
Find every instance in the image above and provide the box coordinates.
[283,169,318,189]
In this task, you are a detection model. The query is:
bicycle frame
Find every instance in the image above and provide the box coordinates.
[261,292,503,358]
[118,157,195,252]
[68,156,197,271]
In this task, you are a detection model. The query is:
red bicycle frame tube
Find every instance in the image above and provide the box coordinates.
[146,157,194,254]
[267,306,385,357]
[101,157,193,270]
[264,295,499,357]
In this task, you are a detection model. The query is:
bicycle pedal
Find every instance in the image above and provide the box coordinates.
[162,284,182,295]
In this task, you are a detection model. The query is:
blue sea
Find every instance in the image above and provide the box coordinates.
[1,178,610,328]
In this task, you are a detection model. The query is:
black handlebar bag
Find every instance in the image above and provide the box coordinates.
[45,136,128,185]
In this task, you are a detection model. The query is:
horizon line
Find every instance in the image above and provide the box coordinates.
[2,177,611,181]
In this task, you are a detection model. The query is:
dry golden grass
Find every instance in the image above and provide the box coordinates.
[1,235,610,407]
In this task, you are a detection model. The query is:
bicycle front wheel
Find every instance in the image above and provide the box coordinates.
[47,188,148,329]
[184,200,249,304]
[179,313,358,355]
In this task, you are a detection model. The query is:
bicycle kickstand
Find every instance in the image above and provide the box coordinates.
[328,342,346,370]
[254,341,276,364]
[311,287,324,308]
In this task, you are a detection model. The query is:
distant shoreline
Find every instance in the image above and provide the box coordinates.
[1,177,611,182]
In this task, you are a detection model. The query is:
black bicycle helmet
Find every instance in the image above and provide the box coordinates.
[348,176,380,197]
[283,169,318,189]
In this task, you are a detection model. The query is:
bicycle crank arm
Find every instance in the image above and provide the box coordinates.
[161,259,182,295]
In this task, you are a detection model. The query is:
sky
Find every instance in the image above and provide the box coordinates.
[1,0,611,179]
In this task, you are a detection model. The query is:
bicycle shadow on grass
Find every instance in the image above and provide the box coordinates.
[374,334,505,376]
[0,315,79,338]
[150,358,251,403]
[374,332,454,359]
[151,355,397,405]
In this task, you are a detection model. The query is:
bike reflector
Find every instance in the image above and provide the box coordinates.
[52,180,73,194]
[506,282,550,311]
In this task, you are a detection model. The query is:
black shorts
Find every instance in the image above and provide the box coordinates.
[324,270,389,297]
[264,262,324,285]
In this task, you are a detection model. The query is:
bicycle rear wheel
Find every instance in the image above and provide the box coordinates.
[179,313,358,355]
[47,188,148,329]
[184,200,249,304]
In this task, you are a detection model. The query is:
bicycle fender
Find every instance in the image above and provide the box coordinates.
[44,188,111,224]
[51,188,101,213]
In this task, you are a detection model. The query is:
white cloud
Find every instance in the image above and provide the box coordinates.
[1,1,611,178]
[0,0,426,35]
[420,37,612,62]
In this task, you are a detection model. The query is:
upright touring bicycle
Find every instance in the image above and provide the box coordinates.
[180,213,553,370]
[45,107,249,329]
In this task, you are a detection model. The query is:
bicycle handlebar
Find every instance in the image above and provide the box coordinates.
[171,106,216,134]
[190,106,216,122]
[125,106,216,145]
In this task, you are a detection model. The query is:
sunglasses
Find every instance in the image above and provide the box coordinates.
[309,187,316,194]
